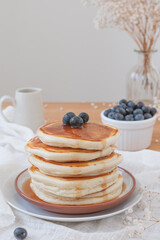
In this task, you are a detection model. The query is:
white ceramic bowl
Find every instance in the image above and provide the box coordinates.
[101,110,157,151]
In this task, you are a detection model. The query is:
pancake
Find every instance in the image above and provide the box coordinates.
[30,175,123,205]
[37,122,120,150]
[25,137,116,162]
[28,166,119,199]
[28,152,122,177]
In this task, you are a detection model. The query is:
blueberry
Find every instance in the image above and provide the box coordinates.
[65,112,75,118]
[135,114,144,121]
[133,109,143,116]
[127,101,136,109]
[115,107,126,116]
[126,107,133,114]
[108,112,115,119]
[119,99,127,105]
[114,113,124,120]
[104,109,112,117]
[113,105,120,111]
[14,228,27,240]
[62,112,75,125]
[70,116,83,128]
[78,112,89,123]
[142,106,150,113]
[120,103,127,109]
[150,107,157,116]
[136,102,144,109]
[144,113,152,119]
[125,114,134,121]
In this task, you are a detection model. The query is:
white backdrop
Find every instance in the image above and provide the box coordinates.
[0,0,160,102]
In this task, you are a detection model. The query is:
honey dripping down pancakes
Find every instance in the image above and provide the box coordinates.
[25,112,123,205]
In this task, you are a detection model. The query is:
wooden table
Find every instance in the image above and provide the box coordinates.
[43,102,160,152]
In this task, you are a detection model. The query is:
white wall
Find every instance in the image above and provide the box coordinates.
[0,0,160,102]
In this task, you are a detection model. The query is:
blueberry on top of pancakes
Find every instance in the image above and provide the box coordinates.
[62,112,89,128]
[70,116,83,128]
[62,112,75,125]
[78,112,89,123]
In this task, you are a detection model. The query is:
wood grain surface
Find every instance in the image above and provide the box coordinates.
[3,102,160,151]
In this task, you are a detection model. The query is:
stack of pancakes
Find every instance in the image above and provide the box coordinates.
[25,122,123,205]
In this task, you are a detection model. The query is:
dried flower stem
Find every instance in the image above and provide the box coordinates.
[83,0,160,94]
[83,0,160,52]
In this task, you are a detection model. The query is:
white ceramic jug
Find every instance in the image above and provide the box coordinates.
[0,87,44,132]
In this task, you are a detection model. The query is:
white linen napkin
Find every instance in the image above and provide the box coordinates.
[0,106,34,231]
[0,106,160,240]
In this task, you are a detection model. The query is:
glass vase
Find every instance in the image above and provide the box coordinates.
[126,50,160,105]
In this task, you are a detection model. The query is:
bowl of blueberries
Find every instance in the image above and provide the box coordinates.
[101,99,157,151]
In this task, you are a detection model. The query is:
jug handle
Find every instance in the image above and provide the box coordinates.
[0,95,15,122]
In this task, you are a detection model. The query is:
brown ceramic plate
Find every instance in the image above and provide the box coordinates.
[15,167,136,215]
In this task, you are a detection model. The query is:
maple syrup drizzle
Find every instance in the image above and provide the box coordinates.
[32,152,116,167]
[22,178,41,201]
[27,137,99,153]
[39,122,118,141]
[29,165,116,181]
[122,182,126,192]
[22,178,126,202]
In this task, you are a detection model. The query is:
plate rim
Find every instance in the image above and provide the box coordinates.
[7,190,142,222]
[15,167,136,211]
